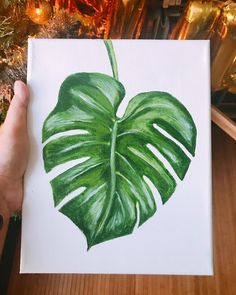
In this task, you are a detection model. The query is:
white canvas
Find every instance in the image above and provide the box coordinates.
[21,39,212,275]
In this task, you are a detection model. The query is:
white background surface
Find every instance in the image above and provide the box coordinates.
[21,39,212,275]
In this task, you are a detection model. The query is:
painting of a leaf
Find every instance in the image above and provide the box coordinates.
[42,41,197,249]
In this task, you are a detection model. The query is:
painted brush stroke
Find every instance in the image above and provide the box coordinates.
[42,40,197,249]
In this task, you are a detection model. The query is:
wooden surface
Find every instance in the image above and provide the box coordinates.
[211,105,236,141]
[7,125,236,295]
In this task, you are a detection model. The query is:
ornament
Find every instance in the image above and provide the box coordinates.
[54,0,68,13]
[0,16,14,39]
[0,10,80,92]
[26,0,53,24]
[0,83,12,103]
[222,58,236,94]
[4,45,26,68]
[170,0,223,40]
[170,0,236,93]
[36,9,80,38]
[211,1,236,92]
[223,73,236,94]
[0,83,12,124]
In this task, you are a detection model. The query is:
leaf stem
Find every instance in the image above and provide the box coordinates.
[104,40,119,81]
[110,121,118,198]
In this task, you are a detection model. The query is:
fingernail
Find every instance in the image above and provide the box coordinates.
[14,80,23,95]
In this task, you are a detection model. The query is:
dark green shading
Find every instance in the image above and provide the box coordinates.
[42,42,197,249]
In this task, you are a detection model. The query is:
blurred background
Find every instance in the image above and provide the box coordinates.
[0,0,235,138]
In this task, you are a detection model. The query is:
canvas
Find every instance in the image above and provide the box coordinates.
[21,39,212,275]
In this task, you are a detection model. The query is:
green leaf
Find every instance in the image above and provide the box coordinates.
[42,72,197,249]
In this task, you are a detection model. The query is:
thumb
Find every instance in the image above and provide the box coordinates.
[3,81,29,134]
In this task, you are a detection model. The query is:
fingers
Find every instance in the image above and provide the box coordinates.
[13,80,29,108]
[3,81,29,134]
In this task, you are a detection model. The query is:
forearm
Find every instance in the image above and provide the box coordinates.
[0,176,22,258]
[0,186,11,257]
[0,178,11,217]
[0,81,29,252]
[0,176,23,216]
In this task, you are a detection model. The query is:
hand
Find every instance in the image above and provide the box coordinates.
[0,81,29,216]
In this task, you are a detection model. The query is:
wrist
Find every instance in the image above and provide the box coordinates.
[0,196,10,230]
[0,175,22,215]
[0,182,11,217]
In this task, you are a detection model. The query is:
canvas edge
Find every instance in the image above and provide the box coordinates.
[19,39,214,275]
[19,38,33,274]
[206,40,214,276]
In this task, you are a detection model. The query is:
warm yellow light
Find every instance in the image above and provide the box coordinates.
[122,0,130,5]
[35,8,42,15]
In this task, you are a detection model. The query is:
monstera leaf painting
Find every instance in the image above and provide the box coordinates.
[42,41,197,249]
